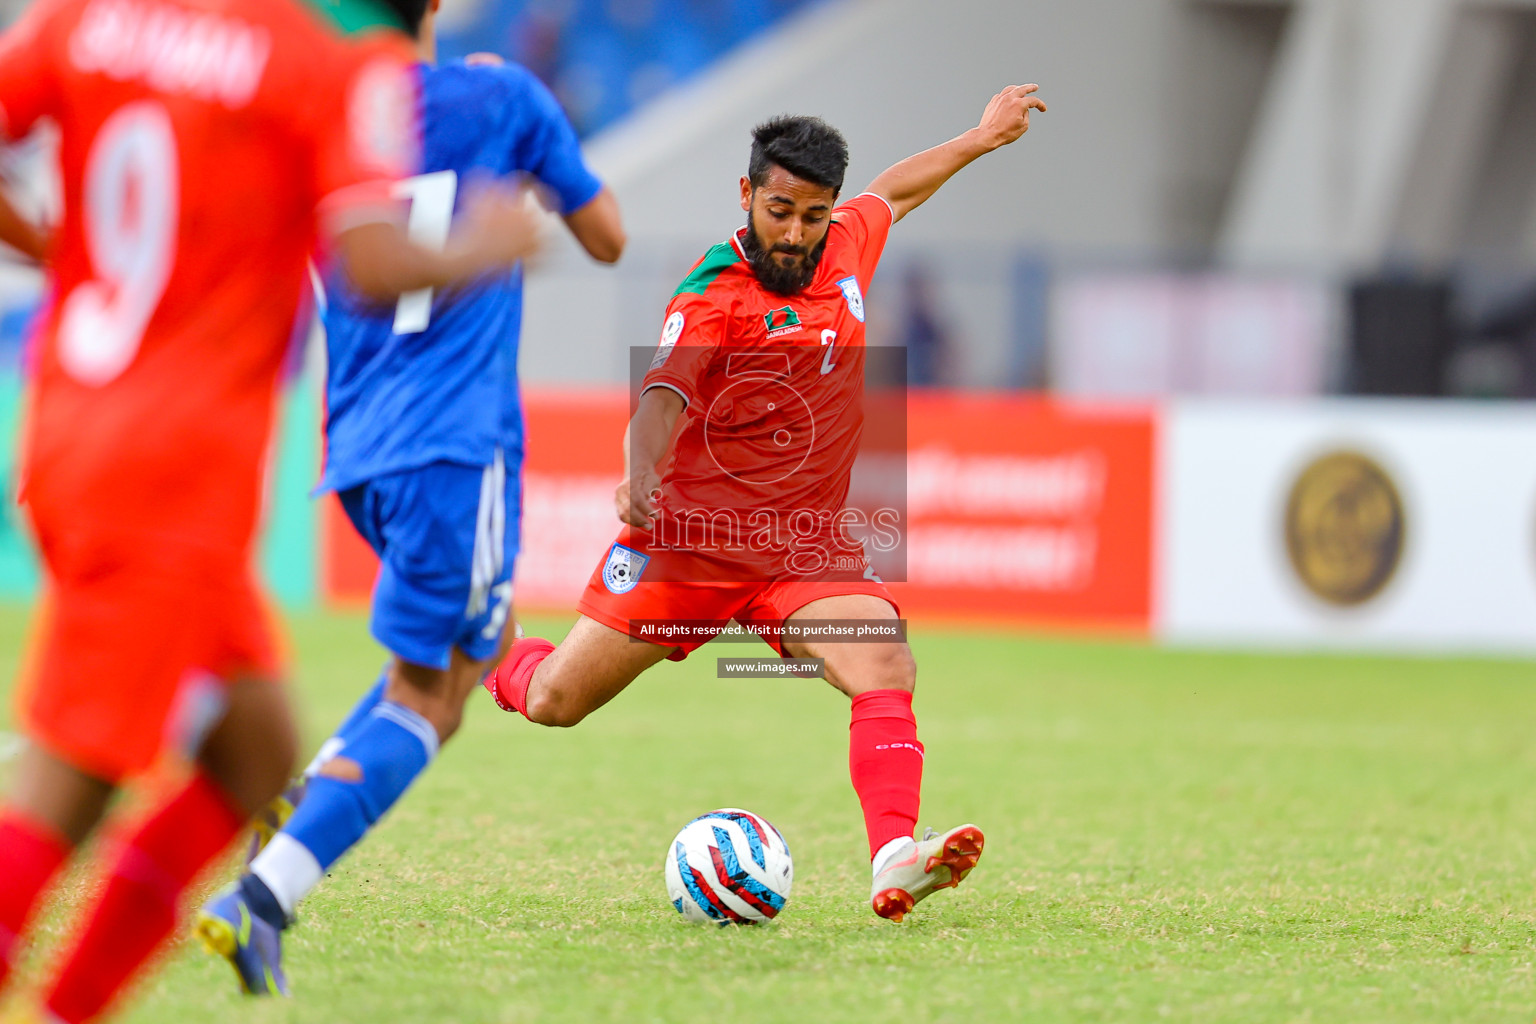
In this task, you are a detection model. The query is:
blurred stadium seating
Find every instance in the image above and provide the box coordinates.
[438,0,824,136]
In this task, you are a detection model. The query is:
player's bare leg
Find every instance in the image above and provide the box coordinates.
[5,745,115,846]
[783,594,984,922]
[485,614,676,727]
[200,621,516,998]
[782,593,914,699]
[4,676,294,851]
[8,676,296,1021]
[198,676,301,818]
[389,619,518,744]
[0,746,113,996]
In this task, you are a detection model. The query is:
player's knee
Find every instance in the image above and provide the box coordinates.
[389,662,464,742]
[200,679,300,814]
[211,750,293,819]
[422,700,465,743]
[267,714,301,782]
[869,644,917,694]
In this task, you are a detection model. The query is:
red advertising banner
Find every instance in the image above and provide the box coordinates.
[323,391,1156,634]
[886,393,1155,633]
[321,492,375,608]
[510,390,630,610]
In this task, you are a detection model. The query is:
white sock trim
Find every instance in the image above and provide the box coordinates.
[251,833,325,919]
[373,702,440,760]
[872,835,914,877]
[302,736,347,779]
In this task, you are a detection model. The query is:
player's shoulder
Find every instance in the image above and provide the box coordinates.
[671,236,752,308]
[260,0,404,36]
[254,0,412,88]
[422,59,565,153]
[831,192,896,230]
[427,58,545,106]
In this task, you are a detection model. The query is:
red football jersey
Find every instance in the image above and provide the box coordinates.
[0,0,415,569]
[641,192,893,579]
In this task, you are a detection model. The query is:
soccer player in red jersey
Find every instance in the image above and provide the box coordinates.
[0,0,539,1019]
[487,85,1047,922]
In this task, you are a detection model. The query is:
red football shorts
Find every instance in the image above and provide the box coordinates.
[17,516,281,783]
[575,528,901,661]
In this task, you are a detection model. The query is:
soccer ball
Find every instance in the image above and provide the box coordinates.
[663,808,793,924]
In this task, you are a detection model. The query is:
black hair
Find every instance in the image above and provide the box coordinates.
[377,0,431,35]
[748,115,849,195]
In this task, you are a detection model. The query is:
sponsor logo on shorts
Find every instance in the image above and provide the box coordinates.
[602,543,650,595]
[1284,450,1404,606]
[837,276,865,323]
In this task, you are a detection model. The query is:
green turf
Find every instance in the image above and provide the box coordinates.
[2,605,1535,1023]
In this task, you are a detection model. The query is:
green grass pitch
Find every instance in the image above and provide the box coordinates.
[2,605,1535,1022]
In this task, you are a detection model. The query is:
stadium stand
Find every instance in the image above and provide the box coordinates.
[439,0,824,135]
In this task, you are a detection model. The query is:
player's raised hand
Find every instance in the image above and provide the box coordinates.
[865,82,1048,223]
[976,84,1047,150]
[616,467,664,530]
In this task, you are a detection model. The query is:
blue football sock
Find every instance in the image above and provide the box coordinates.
[302,670,388,777]
[251,701,438,915]
[337,670,389,744]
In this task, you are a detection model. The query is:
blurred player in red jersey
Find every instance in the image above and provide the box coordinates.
[0,0,540,1019]
[486,85,1047,922]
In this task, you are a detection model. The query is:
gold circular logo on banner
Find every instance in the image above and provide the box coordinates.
[1284,451,1405,606]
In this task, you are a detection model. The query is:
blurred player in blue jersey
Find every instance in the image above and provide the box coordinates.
[195,0,625,996]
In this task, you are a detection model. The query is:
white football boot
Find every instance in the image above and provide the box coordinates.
[870,823,985,922]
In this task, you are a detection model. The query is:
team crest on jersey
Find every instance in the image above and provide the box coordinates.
[837,276,866,323]
[602,544,650,595]
[651,312,685,369]
[763,306,804,338]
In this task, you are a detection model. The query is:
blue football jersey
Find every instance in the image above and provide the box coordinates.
[318,60,603,492]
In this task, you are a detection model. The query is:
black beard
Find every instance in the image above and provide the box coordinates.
[742,210,827,295]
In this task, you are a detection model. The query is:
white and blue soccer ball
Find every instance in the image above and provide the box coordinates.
[663,808,793,925]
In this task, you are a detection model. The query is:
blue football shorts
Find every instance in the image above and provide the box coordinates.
[339,450,520,670]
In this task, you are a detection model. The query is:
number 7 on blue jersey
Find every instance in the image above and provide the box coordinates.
[392,170,459,335]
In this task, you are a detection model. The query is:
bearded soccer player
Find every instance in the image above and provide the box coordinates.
[0,0,540,1020]
[194,0,625,996]
[485,86,1047,921]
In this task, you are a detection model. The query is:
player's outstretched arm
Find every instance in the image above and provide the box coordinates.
[616,385,685,529]
[865,84,1047,224]
[335,181,542,300]
[564,187,626,264]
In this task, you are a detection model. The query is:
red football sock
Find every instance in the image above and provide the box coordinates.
[849,689,925,858]
[484,638,555,718]
[44,772,244,1024]
[0,808,72,993]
